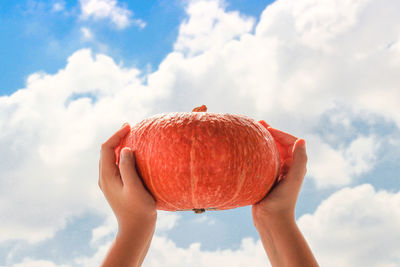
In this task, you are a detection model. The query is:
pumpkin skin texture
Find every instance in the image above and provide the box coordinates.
[116,106,281,212]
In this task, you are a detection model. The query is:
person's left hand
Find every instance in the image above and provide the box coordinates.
[253,121,307,225]
[99,123,157,232]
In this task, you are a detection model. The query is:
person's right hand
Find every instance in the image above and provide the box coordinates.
[99,123,157,232]
[99,124,157,267]
[252,122,308,226]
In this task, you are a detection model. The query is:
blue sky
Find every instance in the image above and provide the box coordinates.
[1,0,400,266]
[0,0,273,95]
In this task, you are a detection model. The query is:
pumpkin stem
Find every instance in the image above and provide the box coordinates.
[193,208,206,214]
[192,105,207,112]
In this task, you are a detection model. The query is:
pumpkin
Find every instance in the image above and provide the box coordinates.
[116,105,282,213]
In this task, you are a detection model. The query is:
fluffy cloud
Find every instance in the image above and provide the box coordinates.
[90,211,181,246]
[0,49,166,243]
[143,236,269,267]
[306,134,380,187]
[299,184,400,266]
[80,27,94,40]
[75,236,270,267]
[253,0,400,126]
[52,1,66,12]
[76,212,182,266]
[147,0,398,187]
[159,0,400,130]
[175,0,255,56]
[6,259,69,267]
[75,184,400,267]
[79,0,146,29]
[2,0,400,265]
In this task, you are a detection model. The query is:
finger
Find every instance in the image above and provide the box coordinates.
[102,123,130,151]
[100,123,131,183]
[284,139,307,191]
[267,127,298,146]
[258,120,271,129]
[119,147,146,190]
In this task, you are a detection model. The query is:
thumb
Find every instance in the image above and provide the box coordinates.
[118,147,145,189]
[284,139,308,193]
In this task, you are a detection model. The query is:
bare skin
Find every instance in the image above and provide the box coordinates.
[99,123,318,267]
[99,123,156,267]
[253,121,319,267]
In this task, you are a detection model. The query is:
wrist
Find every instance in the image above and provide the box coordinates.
[118,212,157,236]
[253,212,296,233]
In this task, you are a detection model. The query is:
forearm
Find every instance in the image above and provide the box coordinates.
[255,215,318,267]
[101,218,156,267]
[137,225,155,266]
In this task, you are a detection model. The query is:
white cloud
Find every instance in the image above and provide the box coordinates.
[3,0,398,244]
[144,236,269,267]
[149,0,400,187]
[90,210,181,246]
[0,48,166,243]
[155,211,182,232]
[252,0,400,127]
[292,0,372,51]
[8,258,69,267]
[306,134,380,187]
[388,37,400,65]
[90,213,115,246]
[255,0,373,51]
[175,0,255,56]
[2,0,400,265]
[52,1,66,12]
[79,183,400,267]
[80,27,94,40]
[74,242,111,267]
[191,214,216,225]
[8,184,400,267]
[79,0,146,29]
[299,184,400,266]
[77,235,270,267]
[153,0,400,129]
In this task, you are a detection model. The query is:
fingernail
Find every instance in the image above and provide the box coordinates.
[120,147,132,162]
[121,122,129,128]
[296,139,306,152]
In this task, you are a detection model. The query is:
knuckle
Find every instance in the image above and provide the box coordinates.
[297,151,307,163]
[100,142,108,152]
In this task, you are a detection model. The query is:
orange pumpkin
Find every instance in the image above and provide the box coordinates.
[116,105,282,213]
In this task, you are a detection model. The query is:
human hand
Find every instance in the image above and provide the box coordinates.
[252,122,318,267]
[252,121,307,226]
[99,124,157,267]
[99,123,157,233]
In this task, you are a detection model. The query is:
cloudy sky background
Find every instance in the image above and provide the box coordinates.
[1,0,400,266]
